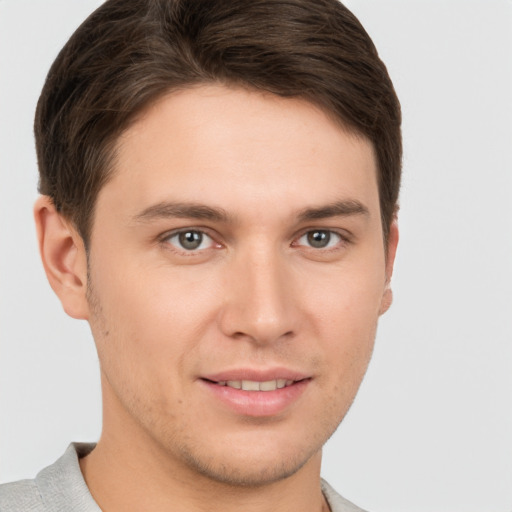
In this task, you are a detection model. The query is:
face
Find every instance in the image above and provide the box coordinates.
[84,85,396,486]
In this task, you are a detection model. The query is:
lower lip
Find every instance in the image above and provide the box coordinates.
[200,379,310,417]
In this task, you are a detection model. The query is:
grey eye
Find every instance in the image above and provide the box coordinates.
[297,230,342,249]
[178,231,204,250]
[164,229,217,253]
[306,230,331,248]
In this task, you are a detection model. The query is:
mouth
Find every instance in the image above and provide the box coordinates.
[205,378,297,392]
[199,372,310,416]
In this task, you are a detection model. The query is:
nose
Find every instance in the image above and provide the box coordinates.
[218,246,298,345]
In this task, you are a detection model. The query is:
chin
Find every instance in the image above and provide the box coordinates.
[179,445,316,487]
[163,424,329,488]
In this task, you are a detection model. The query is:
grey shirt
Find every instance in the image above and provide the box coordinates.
[0,444,367,512]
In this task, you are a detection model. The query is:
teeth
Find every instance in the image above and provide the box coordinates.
[242,380,260,391]
[221,379,294,391]
[259,380,277,391]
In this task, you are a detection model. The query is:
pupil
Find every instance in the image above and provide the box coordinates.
[307,230,330,248]
[179,231,202,250]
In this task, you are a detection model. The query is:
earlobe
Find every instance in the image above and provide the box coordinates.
[379,286,393,315]
[379,219,399,315]
[34,196,90,320]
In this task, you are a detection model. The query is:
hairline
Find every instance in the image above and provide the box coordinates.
[78,80,391,250]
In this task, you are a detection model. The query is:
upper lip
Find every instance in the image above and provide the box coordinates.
[201,368,310,383]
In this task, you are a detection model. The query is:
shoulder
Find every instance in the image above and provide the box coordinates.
[0,443,98,512]
[0,478,44,512]
[321,479,369,512]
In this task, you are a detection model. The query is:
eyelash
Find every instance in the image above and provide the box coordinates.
[160,227,350,255]
[292,230,347,251]
[161,229,220,254]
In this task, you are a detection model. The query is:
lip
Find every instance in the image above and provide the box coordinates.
[203,368,309,383]
[199,368,311,417]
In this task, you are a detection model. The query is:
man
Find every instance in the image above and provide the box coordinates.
[0,0,401,511]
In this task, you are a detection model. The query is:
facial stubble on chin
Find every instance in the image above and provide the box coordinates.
[83,260,375,489]
[170,379,362,488]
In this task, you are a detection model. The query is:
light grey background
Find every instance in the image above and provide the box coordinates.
[1,1,511,511]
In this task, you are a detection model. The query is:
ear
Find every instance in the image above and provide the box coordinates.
[379,218,399,315]
[34,196,90,320]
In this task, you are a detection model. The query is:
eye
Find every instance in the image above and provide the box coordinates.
[165,230,216,251]
[296,230,342,249]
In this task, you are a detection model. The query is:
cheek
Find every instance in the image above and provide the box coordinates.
[88,258,220,369]
[304,259,384,382]
[306,259,386,336]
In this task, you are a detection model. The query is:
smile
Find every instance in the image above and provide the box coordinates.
[215,379,295,391]
[201,376,310,417]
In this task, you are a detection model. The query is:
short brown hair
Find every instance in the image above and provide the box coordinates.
[35,0,401,246]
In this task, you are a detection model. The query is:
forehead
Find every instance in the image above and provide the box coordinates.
[100,84,379,224]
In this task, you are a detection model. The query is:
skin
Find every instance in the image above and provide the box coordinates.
[35,84,398,512]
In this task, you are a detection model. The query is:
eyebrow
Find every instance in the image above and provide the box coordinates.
[297,200,370,222]
[133,202,231,223]
[132,198,369,225]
